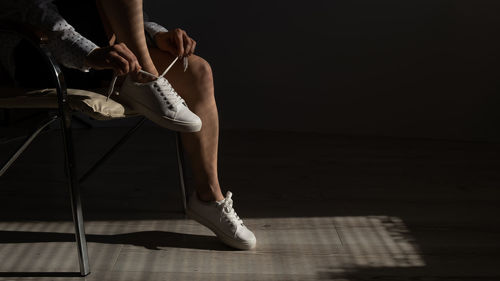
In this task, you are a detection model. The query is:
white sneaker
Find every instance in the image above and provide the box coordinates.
[117,75,202,132]
[187,191,257,250]
[106,57,202,132]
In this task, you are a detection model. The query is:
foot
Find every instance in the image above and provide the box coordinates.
[187,191,256,250]
[117,74,202,132]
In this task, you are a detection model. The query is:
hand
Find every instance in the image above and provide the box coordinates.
[154,29,197,58]
[84,43,141,76]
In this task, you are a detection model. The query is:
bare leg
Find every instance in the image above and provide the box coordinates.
[95,0,223,202]
[149,48,224,202]
[96,0,158,77]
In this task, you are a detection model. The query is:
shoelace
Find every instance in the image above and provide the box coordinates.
[106,56,188,102]
[155,74,184,107]
[218,192,244,227]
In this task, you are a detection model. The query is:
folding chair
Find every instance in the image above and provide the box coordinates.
[0,22,189,276]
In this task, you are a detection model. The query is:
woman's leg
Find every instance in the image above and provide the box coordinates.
[95,0,224,202]
[148,50,257,250]
[149,48,224,202]
[96,0,158,77]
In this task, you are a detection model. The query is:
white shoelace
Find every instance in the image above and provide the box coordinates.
[155,73,184,107]
[106,56,188,102]
[218,192,244,227]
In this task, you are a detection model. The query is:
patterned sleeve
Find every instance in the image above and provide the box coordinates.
[25,1,99,72]
[144,21,169,40]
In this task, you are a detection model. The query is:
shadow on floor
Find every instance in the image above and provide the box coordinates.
[0,272,81,278]
[0,230,231,251]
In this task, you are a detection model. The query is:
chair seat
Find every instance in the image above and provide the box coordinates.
[0,88,139,120]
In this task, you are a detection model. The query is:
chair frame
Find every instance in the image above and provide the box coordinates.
[0,22,189,276]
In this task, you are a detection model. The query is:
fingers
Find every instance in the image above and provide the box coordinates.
[182,32,192,57]
[85,43,142,75]
[190,39,197,56]
[174,28,196,57]
[183,33,196,57]
[174,28,185,57]
[107,43,141,76]
[108,52,130,76]
[114,43,141,74]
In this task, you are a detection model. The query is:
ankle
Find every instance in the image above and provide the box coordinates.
[142,64,159,76]
[195,186,224,202]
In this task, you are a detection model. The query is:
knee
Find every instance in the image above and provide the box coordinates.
[189,56,213,91]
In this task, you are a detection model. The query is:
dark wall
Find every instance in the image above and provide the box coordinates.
[144,1,500,141]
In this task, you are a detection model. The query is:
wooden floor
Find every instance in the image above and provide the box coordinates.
[0,126,499,280]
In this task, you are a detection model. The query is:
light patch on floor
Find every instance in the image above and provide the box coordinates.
[0,216,424,280]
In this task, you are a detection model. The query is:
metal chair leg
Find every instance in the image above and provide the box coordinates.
[175,132,188,213]
[60,115,90,276]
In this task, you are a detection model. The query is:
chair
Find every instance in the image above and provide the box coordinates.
[0,22,189,276]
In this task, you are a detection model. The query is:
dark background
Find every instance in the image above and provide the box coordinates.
[1,2,500,278]
[144,0,500,141]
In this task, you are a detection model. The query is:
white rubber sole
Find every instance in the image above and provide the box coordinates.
[118,93,202,132]
[186,208,256,250]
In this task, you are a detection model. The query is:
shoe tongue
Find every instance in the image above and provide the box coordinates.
[216,191,233,204]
